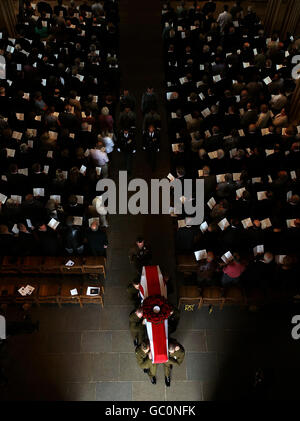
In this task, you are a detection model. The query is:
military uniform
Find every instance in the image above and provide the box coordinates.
[142,128,160,171]
[129,311,146,345]
[117,129,136,174]
[127,283,142,308]
[129,243,152,273]
[135,345,157,378]
[163,345,185,377]
[168,308,180,334]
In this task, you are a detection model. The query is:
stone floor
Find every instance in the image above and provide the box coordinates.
[1,0,300,402]
[1,302,300,400]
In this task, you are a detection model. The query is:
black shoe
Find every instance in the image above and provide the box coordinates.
[143,369,149,374]
[150,376,156,384]
[165,376,171,387]
[133,338,138,346]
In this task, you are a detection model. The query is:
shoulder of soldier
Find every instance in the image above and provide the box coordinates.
[179,345,185,354]
[129,311,138,320]
[135,346,143,355]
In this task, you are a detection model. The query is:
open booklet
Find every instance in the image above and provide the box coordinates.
[200,221,208,233]
[194,249,207,261]
[48,218,60,230]
[221,251,233,264]
[241,218,253,229]
[18,285,35,296]
[86,287,100,296]
[207,197,216,209]
[275,255,287,264]
[218,218,230,231]
[260,218,272,230]
[253,245,264,256]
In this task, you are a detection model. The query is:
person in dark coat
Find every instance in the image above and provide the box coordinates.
[62,216,85,255]
[85,221,108,256]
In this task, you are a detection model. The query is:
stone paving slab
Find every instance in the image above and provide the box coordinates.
[104,286,132,306]
[99,306,133,330]
[65,382,96,401]
[91,353,120,382]
[81,332,113,353]
[165,381,203,401]
[95,381,132,401]
[105,269,135,287]
[46,331,82,354]
[119,353,147,381]
[111,330,135,352]
[132,381,166,401]
[186,352,219,382]
[56,354,93,383]
[175,330,207,352]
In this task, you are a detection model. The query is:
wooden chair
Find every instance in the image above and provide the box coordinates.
[82,256,106,279]
[245,287,266,309]
[0,280,16,305]
[59,281,83,307]
[42,256,64,273]
[223,286,247,307]
[21,256,43,273]
[37,282,61,307]
[1,256,21,274]
[80,282,104,307]
[176,254,198,274]
[199,286,225,310]
[60,257,84,274]
[178,285,202,310]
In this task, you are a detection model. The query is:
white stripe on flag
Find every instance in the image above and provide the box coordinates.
[156,265,167,298]
[146,320,155,362]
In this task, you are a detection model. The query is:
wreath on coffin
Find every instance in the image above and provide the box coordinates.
[142,295,172,324]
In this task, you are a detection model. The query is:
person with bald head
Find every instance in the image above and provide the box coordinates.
[86,221,108,256]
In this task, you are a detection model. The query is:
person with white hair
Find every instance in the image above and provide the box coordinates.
[98,107,114,132]
[98,133,114,157]
[91,196,108,228]
[89,141,109,178]
[91,0,104,15]
[217,5,232,33]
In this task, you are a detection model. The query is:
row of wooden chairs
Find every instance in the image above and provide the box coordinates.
[178,285,293,310]
[176,255,199,273]
[0,256,106,278]
[0,277,105,308]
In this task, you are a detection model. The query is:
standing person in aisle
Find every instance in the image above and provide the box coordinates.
[129,307,146,346]
[141,87,158,115]
[129,236,152,274]
[116,127,136,175]
[135,340,157,384]
[142,124,160,171]
[163,339,185,387]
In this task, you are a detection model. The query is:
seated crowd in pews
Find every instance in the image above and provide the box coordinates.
[0,0,120,256]
[162,1,300,293]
